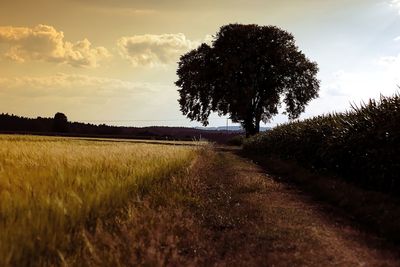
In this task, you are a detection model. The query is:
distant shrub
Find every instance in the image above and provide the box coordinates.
[227,135,245,146]
[243,94,400,195]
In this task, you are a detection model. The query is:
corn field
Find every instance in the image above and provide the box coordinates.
[244,94,400,195]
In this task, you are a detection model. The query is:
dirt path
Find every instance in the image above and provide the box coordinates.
[194,149,400,266]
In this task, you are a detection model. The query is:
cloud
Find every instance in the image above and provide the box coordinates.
[322,57,400,103]
[390,0,400,13]
[0,73,155,98]
[92,6,157,16]
[302,52,400,122]
[378,54,400,78]
[0,24,111,67]
[117,33,198,66]
[0,73,181,126]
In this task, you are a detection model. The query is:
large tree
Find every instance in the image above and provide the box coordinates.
[176,24,320,137]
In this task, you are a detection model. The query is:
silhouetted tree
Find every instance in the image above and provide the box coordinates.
[176,24,320,137]
[53,112,69,133]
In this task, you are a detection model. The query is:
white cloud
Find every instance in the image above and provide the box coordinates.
[390,0,400,13]
[0,24,111,68]
[378,53,400,75]
[117,33,198,66]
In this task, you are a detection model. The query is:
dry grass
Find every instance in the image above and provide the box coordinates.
[66,151,210,266]
[0,134,198,266]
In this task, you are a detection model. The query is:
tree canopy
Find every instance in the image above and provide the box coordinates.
[53,112,69,133]
[176,24,320,136]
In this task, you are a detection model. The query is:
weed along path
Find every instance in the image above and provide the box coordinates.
[192,148,400,266]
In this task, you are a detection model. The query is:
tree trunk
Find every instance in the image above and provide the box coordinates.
[244,117,254,138]
[254,121,260,134]
[245,121,258,137]
[254,117,260,134]
[244,111,261,137]
[245,124,254,138]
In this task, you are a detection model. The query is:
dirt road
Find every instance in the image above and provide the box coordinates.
[193,149,400,266]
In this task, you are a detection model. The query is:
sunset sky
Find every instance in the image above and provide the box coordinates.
[1,0,400,127]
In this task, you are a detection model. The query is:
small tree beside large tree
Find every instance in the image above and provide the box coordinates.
[176,24,320,137]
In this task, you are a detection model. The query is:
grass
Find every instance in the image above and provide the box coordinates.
[0,134,199,266]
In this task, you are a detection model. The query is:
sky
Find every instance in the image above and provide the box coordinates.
[0,0,400,127]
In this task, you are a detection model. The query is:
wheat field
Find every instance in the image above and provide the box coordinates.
[0,135,198,266]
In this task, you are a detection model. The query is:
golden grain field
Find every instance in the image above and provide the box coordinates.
[0,135,198,266]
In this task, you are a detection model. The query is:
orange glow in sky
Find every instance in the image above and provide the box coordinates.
[0,0,399,127]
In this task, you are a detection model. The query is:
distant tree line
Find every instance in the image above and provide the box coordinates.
[0,113,123,135]
[0,113,239,143]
